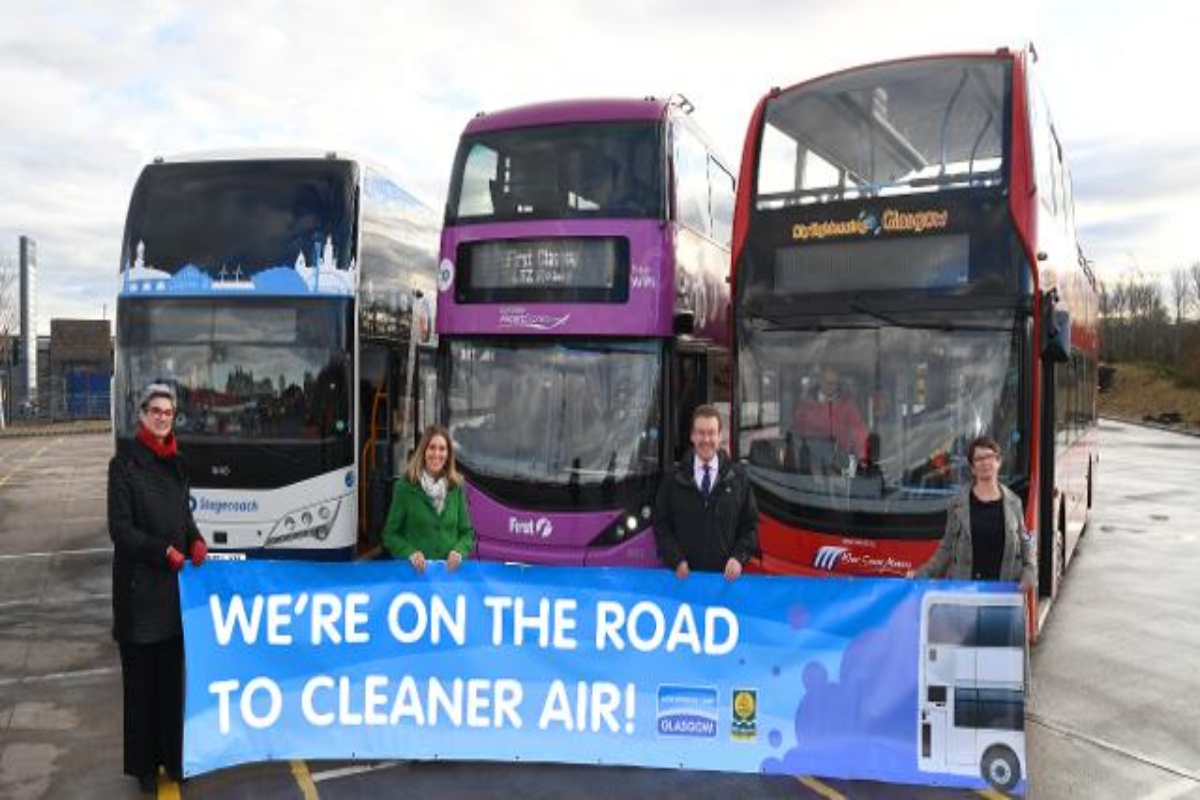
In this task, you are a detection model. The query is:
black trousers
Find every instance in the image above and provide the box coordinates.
[118,636,184,778]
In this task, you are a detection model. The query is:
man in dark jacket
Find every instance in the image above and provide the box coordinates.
[655,405,759,580]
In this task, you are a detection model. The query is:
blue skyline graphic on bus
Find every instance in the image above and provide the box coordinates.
[119,236,354,298]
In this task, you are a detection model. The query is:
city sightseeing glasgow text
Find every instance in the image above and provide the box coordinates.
[791,208,949,240]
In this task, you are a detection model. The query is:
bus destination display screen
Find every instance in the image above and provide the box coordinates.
[456,237,630,303]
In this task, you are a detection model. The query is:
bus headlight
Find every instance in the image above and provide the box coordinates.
[267,499,342,547]
[594,505,653,547]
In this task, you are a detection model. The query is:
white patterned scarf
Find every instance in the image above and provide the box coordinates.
[420,470,448,515]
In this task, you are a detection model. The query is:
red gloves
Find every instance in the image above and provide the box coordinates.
[166,546,186,572]
[190,538,208,567]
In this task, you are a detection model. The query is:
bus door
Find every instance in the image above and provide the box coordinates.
[670,345,708,462]
[359,342,387,544]
[416,343,437,440]
[360,340,412,543]
[1038,354,1060,599]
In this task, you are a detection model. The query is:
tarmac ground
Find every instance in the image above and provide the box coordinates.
[1,420,1197,799]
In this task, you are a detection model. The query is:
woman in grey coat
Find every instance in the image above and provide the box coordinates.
[910,436,1035,590]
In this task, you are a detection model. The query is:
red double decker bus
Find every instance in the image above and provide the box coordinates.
[730,47,1098,627]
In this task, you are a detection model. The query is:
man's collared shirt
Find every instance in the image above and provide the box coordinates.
[693,455,718,493]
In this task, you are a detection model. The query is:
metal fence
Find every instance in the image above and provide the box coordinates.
[4,375,111,423]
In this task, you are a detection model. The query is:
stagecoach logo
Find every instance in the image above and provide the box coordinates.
[509,516,553,539]
[792,208,949,241]
[497,307,571,331]
[813,545,850,571]
[437,258,455,293]
[193,496,260,515]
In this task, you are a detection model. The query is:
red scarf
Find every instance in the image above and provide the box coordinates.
[137,423,178,459]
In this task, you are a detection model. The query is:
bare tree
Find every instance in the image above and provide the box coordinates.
[1168,267,1192,364]
[1191,261,1200,318]
[1104,270,1169,362]
[1099,279,1128,360]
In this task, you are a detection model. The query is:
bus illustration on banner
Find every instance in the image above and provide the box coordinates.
[918,591,1027,792]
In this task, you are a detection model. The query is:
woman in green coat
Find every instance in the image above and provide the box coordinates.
[382,425,475,573]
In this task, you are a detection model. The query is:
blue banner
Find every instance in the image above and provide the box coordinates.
[180,562,1026,793]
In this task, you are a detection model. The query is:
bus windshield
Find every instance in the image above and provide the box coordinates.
[737,307,1023,517]
[121,159,357,275]
[116,298,353,443]
[447,339,662,486]
[447,122,664,223]
[757,58,1008,207]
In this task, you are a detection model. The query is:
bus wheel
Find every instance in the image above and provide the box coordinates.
[1054,503,1067,594]
[1087,460,1095,509]
[981,745,1021,791]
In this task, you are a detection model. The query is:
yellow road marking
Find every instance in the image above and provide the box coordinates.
[797,775,848,799]
[291,759,320,800]
[977,790,1012,800]
[157,772,181,800]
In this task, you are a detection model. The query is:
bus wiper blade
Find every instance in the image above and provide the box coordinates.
[849,297,1018,332]
[848,296,962,330]
[747,304,886,332]
[850,296,911,328]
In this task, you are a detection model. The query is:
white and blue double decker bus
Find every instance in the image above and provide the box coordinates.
[918,591,1027,792]
[114,152,439,559]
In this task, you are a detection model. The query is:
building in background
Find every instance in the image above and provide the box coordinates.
[5,323,112,423]
[49,319,112,418]
[18,236,37,410]
[1,235,113,423]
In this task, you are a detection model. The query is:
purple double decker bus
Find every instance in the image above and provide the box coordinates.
[437,97,735,566]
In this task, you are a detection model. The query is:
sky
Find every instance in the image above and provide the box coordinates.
[2,0,1197,332]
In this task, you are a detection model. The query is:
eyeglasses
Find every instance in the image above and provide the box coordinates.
[971,453,999,464]
[145,407,175,419]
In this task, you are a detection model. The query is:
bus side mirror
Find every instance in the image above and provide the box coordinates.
[673,310,695,336]
[1043,308,1071,363]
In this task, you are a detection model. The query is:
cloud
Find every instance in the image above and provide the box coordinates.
[1,0,1193,331]
[1066,137,1200,276]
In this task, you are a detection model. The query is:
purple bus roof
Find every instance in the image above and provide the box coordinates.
[463,98,670,135]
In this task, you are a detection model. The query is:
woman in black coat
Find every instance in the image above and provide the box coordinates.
[108,383,207,791]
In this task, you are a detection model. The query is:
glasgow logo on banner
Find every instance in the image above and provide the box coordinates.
[656,685,718,738]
